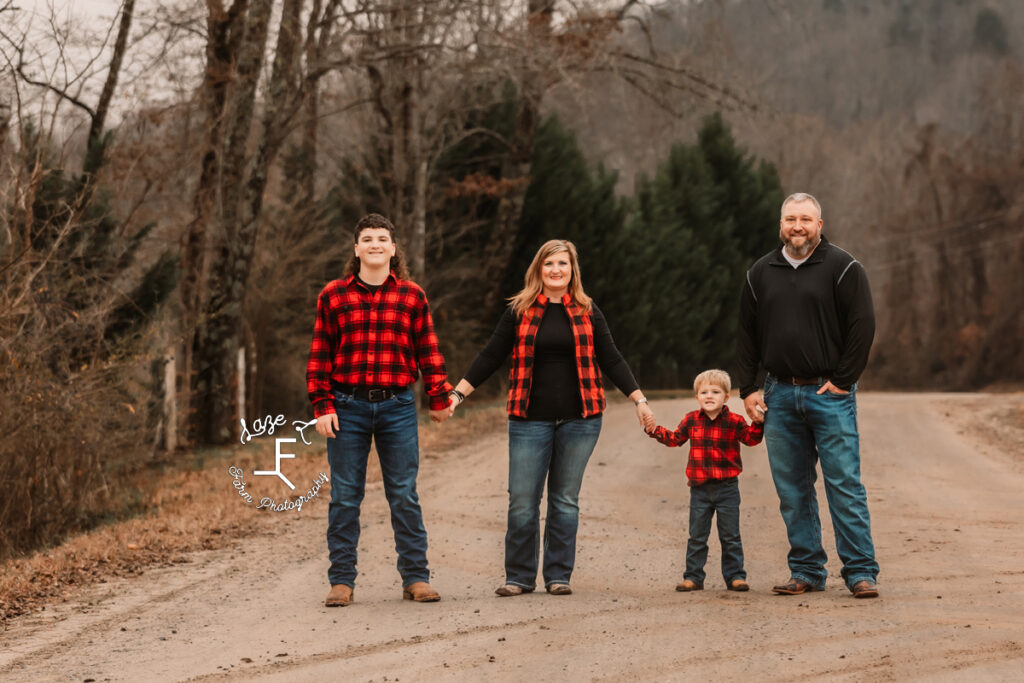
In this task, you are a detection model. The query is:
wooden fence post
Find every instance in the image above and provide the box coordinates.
[164,347,177,451]
[236,345,246,439]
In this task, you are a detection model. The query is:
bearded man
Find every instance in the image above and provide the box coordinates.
[737,193,880,599]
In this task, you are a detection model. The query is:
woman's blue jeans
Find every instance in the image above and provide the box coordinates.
[763,376,879,589]
[504,416,602,589]
[325,388,429,588]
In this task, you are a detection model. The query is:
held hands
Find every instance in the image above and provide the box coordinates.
[636,401,656,433]
[430,402,451,423]
[433,387,468,423]
[445,385,468,419]
[446,392,462,419]
[739,382,845,426]
[744,392,766,424]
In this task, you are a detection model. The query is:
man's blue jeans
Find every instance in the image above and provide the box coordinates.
[763,375,879,589]
[325,388,429,588]
[685,479,744,585]
[505,416,602,589]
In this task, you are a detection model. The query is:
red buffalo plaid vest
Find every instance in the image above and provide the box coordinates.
[507,293,605,418]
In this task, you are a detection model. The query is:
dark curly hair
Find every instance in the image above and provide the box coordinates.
[344,213,409,280]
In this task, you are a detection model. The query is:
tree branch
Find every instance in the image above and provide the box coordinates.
[89,0,136,153]
[14,59,97,120]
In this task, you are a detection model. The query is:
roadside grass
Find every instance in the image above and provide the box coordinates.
[0,401,509,626]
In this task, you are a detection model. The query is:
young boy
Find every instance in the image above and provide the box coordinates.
[648,369,764,592]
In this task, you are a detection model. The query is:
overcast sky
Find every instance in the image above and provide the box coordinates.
[7,0,203,123]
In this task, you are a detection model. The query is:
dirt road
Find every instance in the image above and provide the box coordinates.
[2,393,1023,681]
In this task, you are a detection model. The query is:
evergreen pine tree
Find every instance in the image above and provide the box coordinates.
[624,114,783,386]
[506,112,782,389]
[509,114,628,302]
[694,113,784,373]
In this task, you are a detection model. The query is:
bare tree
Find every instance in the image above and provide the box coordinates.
[0,75,10,152]
[331,1,728,306]
[0,0,180,557]
[4,0,136,178]
[182,0,343,443]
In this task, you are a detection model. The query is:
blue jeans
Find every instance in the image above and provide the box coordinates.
[763,375,878,589]
[505,417,602,589]
[325,388,429,588]
[685,479,744,585]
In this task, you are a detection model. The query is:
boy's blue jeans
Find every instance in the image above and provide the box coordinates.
[685,478,745,585]
[762,375,879,590]
[325,387,429,588]
[504,416,602,590]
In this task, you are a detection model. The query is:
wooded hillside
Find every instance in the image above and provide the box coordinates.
[2,0,1021,556]
[552,0,1024,389]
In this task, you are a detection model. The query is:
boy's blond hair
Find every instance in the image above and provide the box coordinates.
[693,369,731,394]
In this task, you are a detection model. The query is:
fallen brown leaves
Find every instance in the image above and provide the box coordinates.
[0,458,254,626]
[0,403,508,626]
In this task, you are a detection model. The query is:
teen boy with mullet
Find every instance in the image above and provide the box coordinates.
[307,214,452,608]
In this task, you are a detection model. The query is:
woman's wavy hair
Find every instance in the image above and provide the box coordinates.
[344,213,410,280]
[508,239,592,316]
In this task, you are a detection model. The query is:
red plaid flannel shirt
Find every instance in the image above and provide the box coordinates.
[306,273,451,417]
[649,406,763,486]
[507,293,605,418]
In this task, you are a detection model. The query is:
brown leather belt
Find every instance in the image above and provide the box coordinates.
[775,376,826,386]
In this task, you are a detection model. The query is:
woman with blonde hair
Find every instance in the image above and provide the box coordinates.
[449,239,654,596]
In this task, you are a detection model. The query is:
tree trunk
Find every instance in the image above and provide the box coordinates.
[220,0,338,436]
[192,0,320,442]
[408,56,426,281]
[412,157,428,282]
[367,1,428,280]
[296,78,319,211]
[85,0,135,173]
[0,94,9,166]
[180,0,247,444]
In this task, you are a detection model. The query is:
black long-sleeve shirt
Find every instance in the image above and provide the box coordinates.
[737,236,875,398]
[465,301,640,420]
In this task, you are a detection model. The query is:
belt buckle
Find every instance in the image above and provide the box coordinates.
[368,388,384,402]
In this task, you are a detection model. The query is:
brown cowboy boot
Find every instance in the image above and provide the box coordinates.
[675,579,703,592]
[402,582,441,602]
[325,584,353,607]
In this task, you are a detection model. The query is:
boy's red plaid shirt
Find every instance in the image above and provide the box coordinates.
[649,406,764,485]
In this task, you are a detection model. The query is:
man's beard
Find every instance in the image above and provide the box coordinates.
[781,233,821,259]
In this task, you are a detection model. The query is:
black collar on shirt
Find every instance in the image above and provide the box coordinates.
[345,271,397,292]
[699,405,732,421]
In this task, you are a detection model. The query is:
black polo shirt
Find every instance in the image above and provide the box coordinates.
[737,235,875,398]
